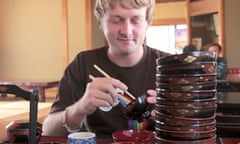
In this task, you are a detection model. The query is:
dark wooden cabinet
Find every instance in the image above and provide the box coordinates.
[186,0,225,54]
[216,82,240,138]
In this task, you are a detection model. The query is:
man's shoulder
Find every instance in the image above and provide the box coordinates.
[218,57,227,63]
[218,57,227,61]
[76,46,106,58]
[81,46,106,55]
[147,46,170,57]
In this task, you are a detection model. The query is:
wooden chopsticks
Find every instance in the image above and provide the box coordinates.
[90,64,136,100]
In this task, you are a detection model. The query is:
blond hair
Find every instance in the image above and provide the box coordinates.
[94,0,155,24]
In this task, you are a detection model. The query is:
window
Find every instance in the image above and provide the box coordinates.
[146,24,187,54]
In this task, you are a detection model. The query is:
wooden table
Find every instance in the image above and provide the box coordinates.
[38,136,240,144]
[0,80,59,102]
[39,136,114,144]
[1,135,240,144]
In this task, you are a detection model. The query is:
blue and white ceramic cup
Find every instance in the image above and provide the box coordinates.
[68,132,96,144]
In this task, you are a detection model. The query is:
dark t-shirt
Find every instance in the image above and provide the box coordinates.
[49,46,168,138]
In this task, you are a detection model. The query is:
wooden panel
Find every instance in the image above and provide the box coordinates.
[218,0,224,55]
[151,18,186,25]
[189,0,218,16]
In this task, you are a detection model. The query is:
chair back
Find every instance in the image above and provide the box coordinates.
[0,84,39,144]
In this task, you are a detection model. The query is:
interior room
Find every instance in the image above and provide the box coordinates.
[0,0,240,143]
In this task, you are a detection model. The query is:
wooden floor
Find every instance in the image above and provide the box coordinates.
[0,88,57,140]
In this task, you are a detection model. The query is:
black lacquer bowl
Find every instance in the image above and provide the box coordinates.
[155,135,216,144]
[156,51,216,66]
[155,119,216,131]
[156,81,217,91]
[156,88,216,101]
[155,127,216,141]
[156,73,216,84]
[156,89,216,100]
[155,111,216,126]
[156,62,217,75]
[123,95,153,121]
[156,97,216,107]
[155,104,217,118]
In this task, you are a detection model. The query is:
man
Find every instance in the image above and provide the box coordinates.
[208,43,228,80]
[42,0,168,138]
[182,44,197,53]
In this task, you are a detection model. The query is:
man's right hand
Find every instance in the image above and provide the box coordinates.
[75,77,128,115]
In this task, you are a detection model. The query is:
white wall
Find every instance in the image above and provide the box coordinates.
[0,0,63,80]
[0,0,88,80]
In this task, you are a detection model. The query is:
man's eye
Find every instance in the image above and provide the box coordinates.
[110,17,122,23]
[131,17,143,24]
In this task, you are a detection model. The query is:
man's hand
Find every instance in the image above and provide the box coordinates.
[75,77,128,115]
[146,89,157,117]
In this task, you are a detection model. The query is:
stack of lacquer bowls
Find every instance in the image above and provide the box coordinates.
[155,51,217,144]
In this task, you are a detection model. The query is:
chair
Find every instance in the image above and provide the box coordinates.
[0,84,39,144]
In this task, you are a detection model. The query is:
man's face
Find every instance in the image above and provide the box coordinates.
[208,46,219,57]
[101,2,149,55]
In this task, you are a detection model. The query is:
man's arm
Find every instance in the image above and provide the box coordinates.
[42,111,67,136]
[42,104,86,136]
[42,77,128,136]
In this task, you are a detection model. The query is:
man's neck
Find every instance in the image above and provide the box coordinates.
[107,47,144,67]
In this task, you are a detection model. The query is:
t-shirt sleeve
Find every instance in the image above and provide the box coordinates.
[49,53,88,113]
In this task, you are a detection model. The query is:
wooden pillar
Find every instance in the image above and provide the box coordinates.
[62,0,69,69]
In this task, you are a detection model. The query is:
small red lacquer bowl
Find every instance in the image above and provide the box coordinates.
[112,130,155,142]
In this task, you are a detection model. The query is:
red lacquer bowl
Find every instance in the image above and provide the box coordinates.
[112,130,155,142]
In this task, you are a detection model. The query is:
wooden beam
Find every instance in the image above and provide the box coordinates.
[189,0,218,16]
[186,0,191,44]
[151,18,186,25]
[218,0,225,56]
[85,0,92,49]
[62,0,69,69]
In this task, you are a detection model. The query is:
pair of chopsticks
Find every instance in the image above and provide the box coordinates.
[89,64,136,100]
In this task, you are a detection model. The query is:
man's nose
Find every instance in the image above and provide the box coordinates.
[120,20,133,35]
